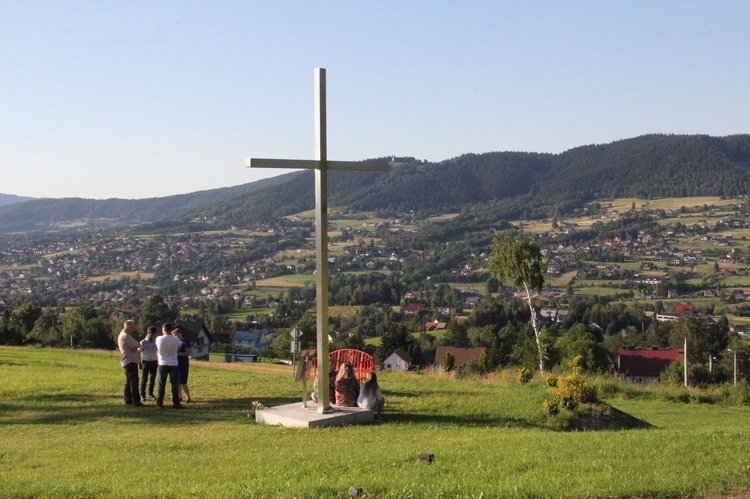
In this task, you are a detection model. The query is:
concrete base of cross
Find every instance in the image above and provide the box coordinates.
[255,401,375,428]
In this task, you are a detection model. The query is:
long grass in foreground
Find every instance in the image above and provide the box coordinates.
[1,347,750,498]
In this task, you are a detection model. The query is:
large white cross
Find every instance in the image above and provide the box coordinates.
[245,68,389,413]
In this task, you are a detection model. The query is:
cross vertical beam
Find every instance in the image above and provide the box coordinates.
[245,68,389,413]
[314,68,331,411]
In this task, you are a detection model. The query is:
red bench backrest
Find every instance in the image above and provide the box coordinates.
[312,348,375,382]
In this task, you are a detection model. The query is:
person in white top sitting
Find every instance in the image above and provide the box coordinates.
[357,371,385,421]
[155,323,182,409]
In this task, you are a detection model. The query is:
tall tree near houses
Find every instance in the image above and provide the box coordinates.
[490,231,547,373]
[140,294,176,330]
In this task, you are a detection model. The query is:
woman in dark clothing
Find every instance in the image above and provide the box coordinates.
[174,328,192,403]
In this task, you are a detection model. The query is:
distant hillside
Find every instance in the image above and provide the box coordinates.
[0,193,34,208]
[195,134,750,228]
[0,173,297,232]
[1,134,749,233]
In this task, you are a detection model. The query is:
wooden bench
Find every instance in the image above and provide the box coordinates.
[311,348,375,382]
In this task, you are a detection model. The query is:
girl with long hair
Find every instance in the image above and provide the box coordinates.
[334,362,359,407]
[357,371,385,421]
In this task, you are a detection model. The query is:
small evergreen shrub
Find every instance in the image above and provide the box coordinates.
[443,351,455,372]
[542,399,559,417]
[545,374,558,387]
[518,367,532,384]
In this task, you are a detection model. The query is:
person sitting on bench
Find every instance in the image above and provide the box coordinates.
[334,362,359,407]
[358,371,385,421]
[311,366,337,405]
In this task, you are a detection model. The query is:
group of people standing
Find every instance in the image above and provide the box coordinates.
[117,320,192,409]
[312,362,385,420]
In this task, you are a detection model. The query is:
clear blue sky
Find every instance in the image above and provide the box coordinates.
[1,1,748,200]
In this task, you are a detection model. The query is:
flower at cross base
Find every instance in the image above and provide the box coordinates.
[249,400,266,420]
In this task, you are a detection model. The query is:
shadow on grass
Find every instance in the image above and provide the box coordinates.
[0,394,652,432]
[384,411,545,429]
[0,393,300,426]
[557,403,655,432]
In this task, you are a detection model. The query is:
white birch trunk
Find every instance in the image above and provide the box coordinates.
[524,282,545,374]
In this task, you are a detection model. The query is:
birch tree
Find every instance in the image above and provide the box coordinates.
[490,231,547,373]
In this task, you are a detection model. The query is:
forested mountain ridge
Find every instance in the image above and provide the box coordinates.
[546,134,750,200]
[2,134,749,233]
[0,193,34,208]
[196,133,750,227]
[0,173,297,232]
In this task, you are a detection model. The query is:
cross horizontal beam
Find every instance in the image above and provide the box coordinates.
[246,158,389,171]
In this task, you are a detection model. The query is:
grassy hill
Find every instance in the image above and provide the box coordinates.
[2,346,750,497]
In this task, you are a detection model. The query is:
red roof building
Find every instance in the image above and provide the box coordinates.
[618,346,683,384]
[435,346,486,370]
[674,302,696,314]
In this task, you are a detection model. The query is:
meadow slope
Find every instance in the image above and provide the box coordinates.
[1,347,749,498]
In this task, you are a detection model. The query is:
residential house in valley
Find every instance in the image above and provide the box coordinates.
[383,348,412,371]
[174,320,213,361]
[434,346,486,370]
[232,330,270,352]
[618,346,683,384]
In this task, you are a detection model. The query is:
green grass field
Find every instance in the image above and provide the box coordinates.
[2,347,750,498]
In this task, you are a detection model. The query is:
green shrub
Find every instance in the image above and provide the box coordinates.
[660,361,684,385]
[545,374,558,387]
[663,391,691,404]
[691,392,718,404]
[714,382,750,405]
[443,351,455,372]
[478,351,490,373]
[518,367,532,384]
[593,378,620,396]
[551,372,598,409]
[688,364,711,387]
[463,359,483,376]
[542,399,559,417]
[568,355,585,373]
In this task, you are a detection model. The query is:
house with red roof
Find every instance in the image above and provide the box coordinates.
[618,346,683,384]
[425,319,447,331]
[403,303,421,315]
[434,346,486,371]
[674,302,696,315]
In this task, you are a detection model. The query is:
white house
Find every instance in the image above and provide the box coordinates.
[174,320,213,361]
[383,347,412,371]
[232,330,270,352]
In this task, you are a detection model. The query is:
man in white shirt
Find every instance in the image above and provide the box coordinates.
[155,323,182,409]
